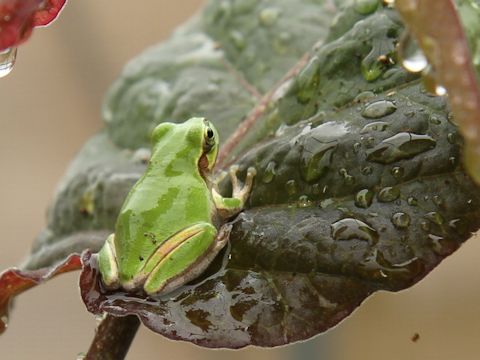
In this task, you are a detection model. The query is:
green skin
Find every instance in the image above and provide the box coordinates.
[98,117,256,296]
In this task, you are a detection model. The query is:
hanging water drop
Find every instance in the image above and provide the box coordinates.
[0,47,17,78]
[398,31,427,73]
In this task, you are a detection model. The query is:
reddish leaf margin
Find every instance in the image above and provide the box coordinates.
[0,253,81,334]
[0,0,67,51]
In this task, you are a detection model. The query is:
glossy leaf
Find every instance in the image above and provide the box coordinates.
[10,0,480,349]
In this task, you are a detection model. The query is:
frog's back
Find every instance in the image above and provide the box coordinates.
[113,122,214,282]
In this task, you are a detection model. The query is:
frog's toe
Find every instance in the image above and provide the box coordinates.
[98,233,120,289]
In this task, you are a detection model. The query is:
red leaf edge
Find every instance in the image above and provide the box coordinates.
[0,252,81,334]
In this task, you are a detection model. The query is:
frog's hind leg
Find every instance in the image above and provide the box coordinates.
[98,233,120,289]
[143,223,231,296]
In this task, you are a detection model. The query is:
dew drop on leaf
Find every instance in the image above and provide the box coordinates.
[285,180,297,196]
[360,121,389,134]
[298,195,312,208]
[354,0,379,15]
[259,7,280,26]
[391,166,404,179]
[391,212,411,228]
[331,218,379,244]
[407,196,418,206]
[355,189,374,208]
[262,161,277,183]
[366,132,436,164]
[378,186,400,202]
[361,100,397,119]
[0,48,17,78]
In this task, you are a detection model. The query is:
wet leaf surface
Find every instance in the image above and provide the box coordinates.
[5,0,480,349]
[0,0,67,50]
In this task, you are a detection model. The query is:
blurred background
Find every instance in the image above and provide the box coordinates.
[0,1,479,359]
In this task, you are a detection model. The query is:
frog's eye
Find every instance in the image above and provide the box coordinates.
[204,127,216,149]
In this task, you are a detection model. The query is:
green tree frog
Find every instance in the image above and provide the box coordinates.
[98,117,256,296]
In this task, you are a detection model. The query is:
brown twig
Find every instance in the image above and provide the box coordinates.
[85,314,140,360]
[216,51,312,169]
[396,0,480,182]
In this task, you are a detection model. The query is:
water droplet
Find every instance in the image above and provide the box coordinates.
[429,115,441,125]
[0,47,17,78]
[365,136,375,148]
[448,156,456,166]
[362,100,397,119]
[448,218,467,234]
[400,41,427,73]
[262,161,277,183]
[296,56,321,103]
[229,31,246,50]
[259,7,280,26]
[360,121,389,134]
[1,315,8,329]
[422,66,447,97]
[378,186,400,202]
[366,132,436,164]
[331,218,379,244]
[355,189,374,208]
[391,166,404,179]
[435,85,447,96]
[428,234,446,254]
[425,211,444,225]
[392,212,411,228]
[407,196,418,206]
[354,0,379,14]
[361,166,373,175]
[300,122,348,182]
[286,180,297,195]
[298,195,312,208]
[353,142,362,153]
[354,91,376,103]
[420,221,430,231]
[432,195,443,207]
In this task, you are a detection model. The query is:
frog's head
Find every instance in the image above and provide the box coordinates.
[151,117,219,172]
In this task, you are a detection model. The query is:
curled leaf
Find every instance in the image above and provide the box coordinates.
[0,253,81,334]
[0,0,67,50]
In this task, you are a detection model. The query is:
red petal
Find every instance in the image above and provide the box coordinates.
[0,253,81,334]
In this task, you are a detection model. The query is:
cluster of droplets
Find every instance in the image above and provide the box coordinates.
[0,47,17,78]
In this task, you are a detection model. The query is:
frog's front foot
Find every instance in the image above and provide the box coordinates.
[229,165,256,204]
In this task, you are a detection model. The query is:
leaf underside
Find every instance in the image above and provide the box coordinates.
[18,0,480,349]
